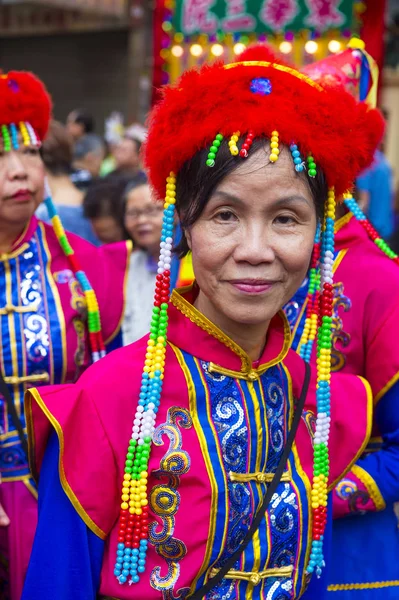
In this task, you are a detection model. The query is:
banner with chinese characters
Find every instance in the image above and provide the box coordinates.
[173,0,353,36]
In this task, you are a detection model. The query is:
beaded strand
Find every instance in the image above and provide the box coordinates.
[114,172,176,586]
[290,143,305,172]
[239,131,254,158]
[206,134,223,167]
[44,180,105,363]
[343,194,399,265]
[229,132,240,156]
[298,225,321,362]
[306,188,335,577]
[269,130,279,163]
[0,121,39,150]
[307,155,317,178]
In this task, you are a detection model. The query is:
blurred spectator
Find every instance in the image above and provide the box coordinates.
[83,175,133,244]
[37,120,100,245]
[100,112,125,177]
[356,149,394,239]
[71,134,105,191]
[66,109,95,141]
[123,179,164,345]
[111,124,147,178]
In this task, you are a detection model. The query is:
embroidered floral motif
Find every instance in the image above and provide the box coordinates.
[335,478,369,514]
[331,281,351,372]
[149,406,192,597]
[302,410,316,440]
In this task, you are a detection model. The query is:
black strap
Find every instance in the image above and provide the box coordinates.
[0,368,29,458]
[190,360,311,599]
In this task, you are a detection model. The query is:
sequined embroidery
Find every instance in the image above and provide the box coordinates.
[149,406,192,597]
[331,282,351,372]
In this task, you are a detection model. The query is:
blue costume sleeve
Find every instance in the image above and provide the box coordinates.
[22,433,104,600]
[106,328,123,353]
[356,169,371,193]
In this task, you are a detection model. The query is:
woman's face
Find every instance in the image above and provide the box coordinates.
[125,185,163,254]
[186,147,317,331]
[0,140,45,232]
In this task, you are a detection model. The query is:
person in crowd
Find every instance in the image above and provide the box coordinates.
[111,126,146,179]
[83,174,144,244]
[123,180,163,344]
[284,40,399,600]
[0,71,131,600]
[22,47,381,599]
[36,120,100,245]
[66,108,95,141]
[71,133,105,191]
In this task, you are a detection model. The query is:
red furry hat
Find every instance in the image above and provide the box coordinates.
[0,71,52,141]
[144,52,384,200]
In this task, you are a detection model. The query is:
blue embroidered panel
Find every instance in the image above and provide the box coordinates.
[182,353,311,600]
[0,226,64,481]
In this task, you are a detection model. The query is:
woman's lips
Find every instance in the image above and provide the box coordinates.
[228,280,276,294]
[9,190,32,203]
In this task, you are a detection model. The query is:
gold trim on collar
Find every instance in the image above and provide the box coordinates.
[171,288,291,375]
[334,211,353,233]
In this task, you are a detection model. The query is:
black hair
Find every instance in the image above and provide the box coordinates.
[73,134,104,160]
[124,135,142,154]
[41,120,73,176]
[83,175,128,226]
[175,137,328,257]
[70,109,95,134]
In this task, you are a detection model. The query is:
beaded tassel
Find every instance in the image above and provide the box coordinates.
[0,122,39,151]
[1,125,11,152]
[298,225,321,362]
[44,180,105,363]
[9,123,19,150]
[228,132,240,156]
[343,193,399,265]
[114,172,176,586]
[290,143,305,172]
[269,130,279,163]
[239,131,254,157]
[307,188,335,577]
[206,134,223,167]
[19,122,31,146]
[307,155,317,178]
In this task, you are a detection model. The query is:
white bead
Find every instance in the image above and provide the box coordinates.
[137,406,144,413]
[138,438,144,445]
[160,241,166,248]
[147,403,155,410]
[134,418,141,426]
[132,432,139,440]
[132,425,140,433]
[157,267,164,274]
[165,236,173,244]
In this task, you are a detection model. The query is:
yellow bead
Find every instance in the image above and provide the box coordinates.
[140,499,148,506]
[231,147,238,156]
[269,153,278,163]
[271,130,278,136]
[136,508,143,515]
[144,366,151,373]
[124,473,131,481]
[122,494,129,501]
[271,136,278,143]
[311,502,319,509]
[270,141,279,149]
[129,507,135,514]
[121,502,129,510]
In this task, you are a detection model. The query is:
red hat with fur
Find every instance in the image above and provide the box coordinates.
[0,71,52,142]
[144,49,384,200]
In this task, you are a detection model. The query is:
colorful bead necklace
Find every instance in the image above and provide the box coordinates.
[343,194,399,265]
[114,172,176,585]
[44,181,105,363]
[306,188,335,577]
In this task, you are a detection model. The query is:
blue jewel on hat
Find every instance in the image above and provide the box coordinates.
[250,77,272,96]
[7,79,19,93]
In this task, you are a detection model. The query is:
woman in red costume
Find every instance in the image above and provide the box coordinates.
[23,48,382,599]
[0,71,130,599]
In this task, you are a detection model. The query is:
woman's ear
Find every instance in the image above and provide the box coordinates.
[185,228,192,250]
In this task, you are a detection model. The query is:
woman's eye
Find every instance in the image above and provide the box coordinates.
[274,214,297,225]
[23,148,39,156]
[215,210,237,222]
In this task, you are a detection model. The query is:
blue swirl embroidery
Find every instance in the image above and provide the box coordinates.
[149,406,192,598]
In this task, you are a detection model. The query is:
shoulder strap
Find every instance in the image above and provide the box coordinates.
[0,369,29,458]
[190,360,311,599]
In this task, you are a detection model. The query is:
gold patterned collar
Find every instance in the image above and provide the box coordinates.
[168,285,291,380]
